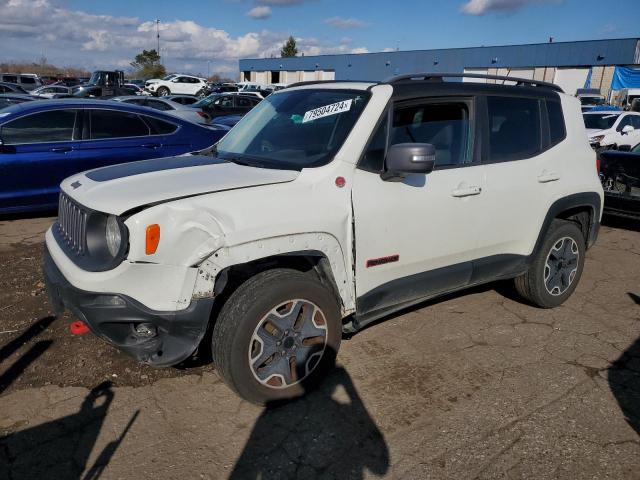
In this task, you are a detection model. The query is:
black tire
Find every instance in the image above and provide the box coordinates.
[514,219,586,308]
[212,268,341,405]
[156,86,170,97]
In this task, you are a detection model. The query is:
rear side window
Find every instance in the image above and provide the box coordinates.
[1,110,76,144]
[2,75,18,83]
[143,116,178,135]
[20,77,36,84]
[90,110,150,139]
[487,96,541,162]
[546,100,566,146]
[146,99,174,111]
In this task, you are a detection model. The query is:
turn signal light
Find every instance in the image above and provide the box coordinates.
[145,224,160,255]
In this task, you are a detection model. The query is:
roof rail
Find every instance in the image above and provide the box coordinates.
[383,72,564,93]
[285,79,376,89]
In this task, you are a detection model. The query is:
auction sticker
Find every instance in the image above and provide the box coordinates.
[303,99,352,123]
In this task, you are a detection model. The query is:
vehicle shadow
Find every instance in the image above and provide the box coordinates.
[601,214,640,232]
[0,316,55,394]
[0,381,137,480]
[607,292,640,437]
[0,209,57,222]
[230,364,389,480]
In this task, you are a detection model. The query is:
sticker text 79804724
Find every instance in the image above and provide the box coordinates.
[302,99,353,123]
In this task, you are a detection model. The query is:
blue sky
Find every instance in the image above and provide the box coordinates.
[1,0,638,76]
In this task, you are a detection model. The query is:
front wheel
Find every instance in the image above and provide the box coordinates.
[156,86,170,97]
[212,269,342,405]
[514,219,586,308]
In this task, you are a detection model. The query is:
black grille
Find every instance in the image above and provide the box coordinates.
[57,193,88,255]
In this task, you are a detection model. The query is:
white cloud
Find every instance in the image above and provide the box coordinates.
[382,47,396,52]
[324,16,367,29]
[350,47,369,54]
[461,0,559,15]
[0,0,368,75]
[247,6,272,19]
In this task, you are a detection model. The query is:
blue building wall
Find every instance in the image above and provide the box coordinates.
[239,38,640,81]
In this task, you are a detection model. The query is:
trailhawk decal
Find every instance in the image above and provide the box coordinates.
[302,99,352,123]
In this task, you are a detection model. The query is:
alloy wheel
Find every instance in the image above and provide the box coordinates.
[544,236,579,296]
[248,299,328,389]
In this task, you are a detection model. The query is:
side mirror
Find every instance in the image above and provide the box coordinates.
[622,125,635,135]
[381,143,436,181]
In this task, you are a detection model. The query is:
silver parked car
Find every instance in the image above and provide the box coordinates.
[110,95,213,126]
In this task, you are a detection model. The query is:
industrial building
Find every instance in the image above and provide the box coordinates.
[239,37,640,97]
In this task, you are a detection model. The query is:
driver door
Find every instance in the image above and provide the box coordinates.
[352,97,484,316]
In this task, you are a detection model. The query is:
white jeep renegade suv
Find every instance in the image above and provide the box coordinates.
[45,73,604,404]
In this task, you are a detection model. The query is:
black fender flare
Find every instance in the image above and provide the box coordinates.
[531,192,602,259]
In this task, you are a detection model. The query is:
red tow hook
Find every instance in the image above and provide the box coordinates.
[70,320,90,335]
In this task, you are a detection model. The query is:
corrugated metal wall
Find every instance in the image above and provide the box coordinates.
[240,38,640,83]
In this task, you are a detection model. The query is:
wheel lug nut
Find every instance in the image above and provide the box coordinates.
[276,341,281,346]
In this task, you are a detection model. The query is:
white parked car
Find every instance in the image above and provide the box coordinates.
[583,111,640,149]
[145,74,208,97]
[45,74,603,404]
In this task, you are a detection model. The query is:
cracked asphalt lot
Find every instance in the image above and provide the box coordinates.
[1,215,639,479]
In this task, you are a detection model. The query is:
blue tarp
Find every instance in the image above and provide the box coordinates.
[611,66,640,90]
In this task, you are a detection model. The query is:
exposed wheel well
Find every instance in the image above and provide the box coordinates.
[555,205,594,245]
[213,253,343,312]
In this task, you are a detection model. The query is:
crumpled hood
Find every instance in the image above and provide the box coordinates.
[60,155,299,215]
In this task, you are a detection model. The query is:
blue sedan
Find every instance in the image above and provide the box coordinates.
[0,99,225,213]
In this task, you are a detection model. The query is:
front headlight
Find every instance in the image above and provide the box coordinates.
[590,135,605,144]
[106,215,122,257]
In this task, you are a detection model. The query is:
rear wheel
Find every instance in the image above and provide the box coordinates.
[156,86,170,97]
[514,219,586,308]
[212,269,341,405]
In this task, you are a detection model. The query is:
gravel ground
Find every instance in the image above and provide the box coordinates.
[0,214,639,479]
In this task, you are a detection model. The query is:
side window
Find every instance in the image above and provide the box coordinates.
[236,97,253,108]
[390,101,472,167]
[20,77,36,85]
[487,96,541,162]
[1,110,76,144]
[143,116,178,135]
[146,100,173,111]
[3,75,18,84]
[617,115,633,131]
[359,116,388,172]
[90,110,150,139]
[215,97,233,108]
[629,115,640,129]
[123,98,145,105]
[546,99,566,146]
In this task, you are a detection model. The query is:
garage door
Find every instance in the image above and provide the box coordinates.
[320,70,335,80]
[302,71,316,81]
[553,68,590,95]
[463,68,488,83]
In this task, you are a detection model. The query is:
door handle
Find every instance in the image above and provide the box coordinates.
[538,171,560,183]
[50,146,72,153]
[141,143,161,149]
[451,186,482,197]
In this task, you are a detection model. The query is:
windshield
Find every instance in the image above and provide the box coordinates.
[580,96,605,106]
[215,88,370,170]
[584,113,619,130]
[162,74,177,81]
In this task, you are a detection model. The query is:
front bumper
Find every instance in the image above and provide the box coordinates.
[44,247,214,367]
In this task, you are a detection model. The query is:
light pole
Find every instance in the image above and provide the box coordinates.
[156,19,160,56]
[207,60,211,79]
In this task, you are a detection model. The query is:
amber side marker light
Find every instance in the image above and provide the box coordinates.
[145,224,160,255]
